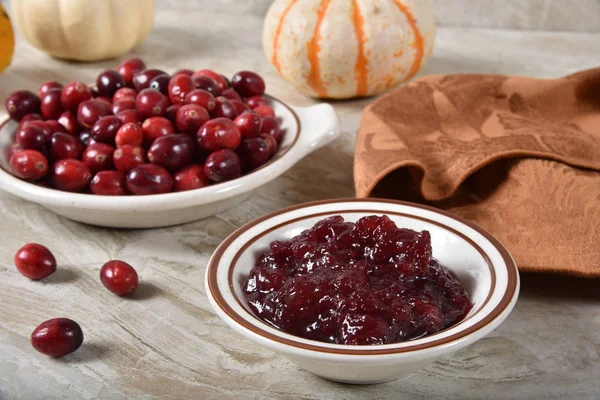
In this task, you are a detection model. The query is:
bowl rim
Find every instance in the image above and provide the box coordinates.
[206,198,519,356]
[0,94,300,205]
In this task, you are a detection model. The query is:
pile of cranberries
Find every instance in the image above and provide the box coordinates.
[14,242,139,357]
[4,58,282,195]
[244,215,473,346]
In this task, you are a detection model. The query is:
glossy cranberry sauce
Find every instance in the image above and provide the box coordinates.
[243,215,473,345]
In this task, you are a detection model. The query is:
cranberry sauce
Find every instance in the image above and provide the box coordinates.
[243,215,473,345]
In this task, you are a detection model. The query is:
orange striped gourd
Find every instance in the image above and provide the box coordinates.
[263,0,436,99]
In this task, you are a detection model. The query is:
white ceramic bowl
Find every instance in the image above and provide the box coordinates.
[0,97,340,228]
[206,199,520,384]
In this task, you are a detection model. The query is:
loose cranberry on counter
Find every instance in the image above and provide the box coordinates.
[126,164,173,195]
[5,90,41,121]
[113,87,137,103]
[117,57,146,87]
[58,111,81,136]
[165,104,182,121]
[77,99,112,129]
[46,120,66,134]
[173,164,209,192]
[192,69,228,92]
[61,82,92,113]
[82,143,115,173]
[172,68,193,76]
[168,73,195,104]
[203,150,241,182]
[96,70,125,98]
[236,137,270,172]
[31,318,83,357]
[16,124,47,151]
[197,118,241,152]
[230,100,250,115]
[17,113,43,130]
[113,145,147,172]
[253,104,275,118]
[175,104,210,135]
[148,134,195,171]
[116,109,143,126]
[141,116,175,147]
[234,112,262,138]
[51,159,92,192]
[9,150,48,181]
[112,98,136,115]
[260,116,282,143]
[185,89,216,112]
[221,88,242,102]
[115,122,144,147]
[50,133,83,161]
[232,71,265,98]
[211,96,238,120]
[100,260,138,295]
[90,116,122,143]
[90,171,127,196]
[38,81,63,99]
[23,120,54,143]
[192,75,221,96]
[133,69,167,92]
[245,96,268,109]
[136,89,168,119]
[40,88,65,120]
[14,243,56,280]
[260,133,278,157]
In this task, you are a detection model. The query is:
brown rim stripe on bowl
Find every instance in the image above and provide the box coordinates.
[207,198,519,356]
[0,94,302,195]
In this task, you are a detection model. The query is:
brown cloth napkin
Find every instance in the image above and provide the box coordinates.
[354,68,600,277]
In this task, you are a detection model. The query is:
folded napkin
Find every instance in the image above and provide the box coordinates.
[355,68,600,277]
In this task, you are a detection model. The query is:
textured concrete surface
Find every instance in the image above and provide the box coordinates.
[0,5,599,400]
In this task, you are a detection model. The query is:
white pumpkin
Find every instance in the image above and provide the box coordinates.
[263,0,436,99]
[11,0,155,62]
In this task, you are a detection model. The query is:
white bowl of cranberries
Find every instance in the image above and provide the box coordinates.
[0,58,340,228]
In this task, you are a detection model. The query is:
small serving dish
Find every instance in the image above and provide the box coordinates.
[0,97,340,228]
[205,199,520,384]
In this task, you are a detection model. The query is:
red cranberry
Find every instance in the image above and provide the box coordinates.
[8,143,24,159]
[126,164,173,195]
[96,70,125,98]
[58,111,81,135]
[100,260,138,295]
[116,122,143,147]
[193,70,228,92]
[145,74,170,95]
[148,134,195,171]
[40,88,65,120]
[133,69,167,92]
[221,88,242,102]
[17,113,43,130]
[50,133,83,161]
[14,243,56,280]
[234,112,262,138]
[253,104,275,118]
[96,97,113,106]
[237,138,270,172]
[260,133,278,157]
[51,159,92,192]
[90,116,122,144]
[5,90,41,121]
[23,120,54,143]
[141,116,175,147]
[46,120,66,134]
[116,109,143,126]
[112,98,136,115]
[31,318,83,357]
[136,89,168,119]
[38,81,63,98]
[9,150,48,181]
[185,89,216,111]
[232,71,265,98]
[117,57,146,87]
[113,87,137,102]
[197,118,241,152]
[211,96,238,120]
[82,143,115,173]
[77,99,112,129]
[204,150,241,182]
[192,75,221,96]
[90,171,127,196]
[231,100,250,115]
[173,164,209,192]
[165,104,181,121]
[260,116,282,143]
[16,124,47,151]
[246,96,268,108]
[168,73,195,104]
[172,68,193,76]
[61,82,92,112]
[175,104,210,135]
[113,145,147,172]
[79,131,92,146]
